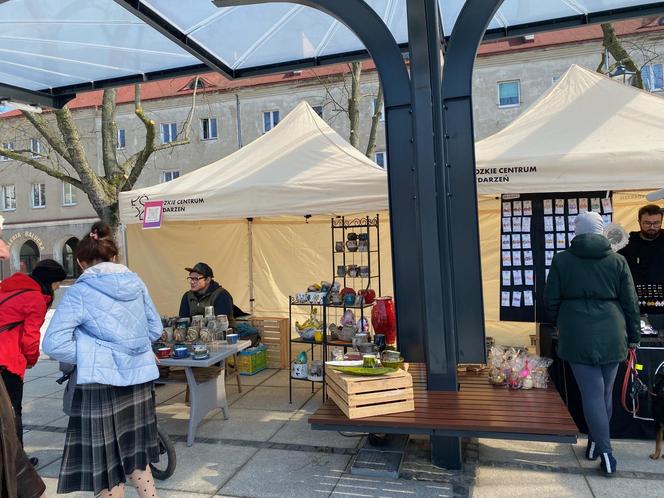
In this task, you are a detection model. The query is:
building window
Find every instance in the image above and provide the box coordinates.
[312,105,324,118]
[263,110,280,133]
[162,170,180,183]
[19,240,40,274]
[372,98,384,122]
[161,123,177,144]
[374,151,387,169]
[31,183,45,208]
[642,64,664,92]
[30,139,42,158]
[0,142,13,161]
[551,75,560,85]
[497,80,520,108]
[62,181,77,206]
[117,128,126,149]
[1,185,16,211]
[200,118,218,141]
[62,237,81,278]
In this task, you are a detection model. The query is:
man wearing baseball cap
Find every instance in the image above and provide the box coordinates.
[179,262,234,319]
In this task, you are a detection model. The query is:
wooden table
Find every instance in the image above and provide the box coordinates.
[156,340,251,445]
[310,363,578,441]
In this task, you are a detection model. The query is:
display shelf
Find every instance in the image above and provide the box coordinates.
[288,214,382,404]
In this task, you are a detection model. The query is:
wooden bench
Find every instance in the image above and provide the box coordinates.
[309,363,578,465]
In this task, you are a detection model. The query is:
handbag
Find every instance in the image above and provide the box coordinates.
[0,289,31,333]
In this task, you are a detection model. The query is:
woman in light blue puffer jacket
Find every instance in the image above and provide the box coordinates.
[43,222,163,498]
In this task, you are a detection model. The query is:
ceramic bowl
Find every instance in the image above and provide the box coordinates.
[172,346,189,358]
[226,333,239,344]
[157,347,172,359]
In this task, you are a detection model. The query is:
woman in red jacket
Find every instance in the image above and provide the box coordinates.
[0,259,66,466]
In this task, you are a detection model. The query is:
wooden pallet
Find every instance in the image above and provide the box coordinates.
[325,367,415,419]
[251,316,288,368]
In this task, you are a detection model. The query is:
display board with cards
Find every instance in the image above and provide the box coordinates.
[499,191,613,322]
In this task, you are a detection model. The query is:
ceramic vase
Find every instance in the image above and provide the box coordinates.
[371,296,397,346]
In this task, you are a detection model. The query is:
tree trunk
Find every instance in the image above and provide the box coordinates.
[348,62,362,149]
[600,23,644,89]
[365,83,383,158]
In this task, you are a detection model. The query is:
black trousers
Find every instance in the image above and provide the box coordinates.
[1,368,24,446]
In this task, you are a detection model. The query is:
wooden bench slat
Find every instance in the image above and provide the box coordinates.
[309,363,578,440]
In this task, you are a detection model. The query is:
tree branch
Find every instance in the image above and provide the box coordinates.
[120,78,199,191]
[101,88,119,178]
[600,23,644,89]
[20,111,73,163]
[348,61,362,148]
[0,147,83,189]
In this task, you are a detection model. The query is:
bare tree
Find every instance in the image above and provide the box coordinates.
[315,61,384,159]
[0,78,200,229]
[597,23,644,89]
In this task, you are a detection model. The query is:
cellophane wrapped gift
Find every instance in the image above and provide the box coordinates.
[487,345,553,389]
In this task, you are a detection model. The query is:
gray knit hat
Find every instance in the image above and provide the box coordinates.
[575,211,604,236]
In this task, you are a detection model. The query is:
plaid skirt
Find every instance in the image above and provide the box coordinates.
[57,382,160,494]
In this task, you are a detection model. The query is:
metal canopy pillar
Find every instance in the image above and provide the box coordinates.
[441,0,504,365]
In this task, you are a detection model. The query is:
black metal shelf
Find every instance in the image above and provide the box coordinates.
[290,375,324,383]
[288,213,381,404]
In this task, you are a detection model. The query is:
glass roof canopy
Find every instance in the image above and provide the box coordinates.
[0,0,663,102]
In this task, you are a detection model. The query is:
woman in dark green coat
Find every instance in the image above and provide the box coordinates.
[545,211,640,477]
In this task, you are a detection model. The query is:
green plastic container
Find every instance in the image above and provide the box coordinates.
[238,344,268,376]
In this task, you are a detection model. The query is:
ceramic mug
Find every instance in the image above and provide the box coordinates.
[348,265,359,277]
[337,265,346,277]
[193,344,207,354]
[358,240,369,252]
[359,266,370,278]
[346,240,358,252]
[335,241,344,252]
[382,350,401,362]
[358,233,369,241]
[347,232,358,241]
[226,333,239,344]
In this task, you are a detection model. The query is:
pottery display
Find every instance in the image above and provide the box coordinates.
[371,296,397,346]
[358,288,376,304]
[199,328,211,342]
[186,327,199,342]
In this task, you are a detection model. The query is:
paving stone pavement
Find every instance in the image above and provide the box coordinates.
[21,360,664,498]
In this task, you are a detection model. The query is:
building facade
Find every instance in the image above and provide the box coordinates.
[1,19,663,277]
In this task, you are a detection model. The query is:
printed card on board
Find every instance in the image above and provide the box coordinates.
[512,217,522,232]
[522,233,531,249]
[513,201,522,217]
[501,292,511,307]
[503,202,512,217]
[545,233,554,249]
[512,251,522,266]
[511,234,521,249]
[555,216,566,232]
[579,198,589,212]
[502,218,511,233]
[555,198,565,214]
[524,291,534,306]
[545,250,554,267]
[524,251,534,266]
[525,269,534,286]
[502,251,512,267]
[502,235,511,250]
[568,198,578,214]
[513,270,523,286]
[568,215,576,231]
[591,198,601,212]
[556,233,566,249]
[523,200,533,216]
[512,291,522,307]
[544,216,554,232]
[502,270,511,286]
[543,199,553,215]
[601,198,613,213]
[521,217,531,232]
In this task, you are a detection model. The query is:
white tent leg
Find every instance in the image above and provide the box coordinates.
[248,218,254,314]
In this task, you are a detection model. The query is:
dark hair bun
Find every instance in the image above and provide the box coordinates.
[90,221,113,239]
[76,221,119,264]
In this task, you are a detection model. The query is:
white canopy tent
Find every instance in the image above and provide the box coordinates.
[119,101,389,223]
[475,64,664,194]
[119,102,393,319]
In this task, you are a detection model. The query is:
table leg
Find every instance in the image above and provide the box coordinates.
[183,366,229,446]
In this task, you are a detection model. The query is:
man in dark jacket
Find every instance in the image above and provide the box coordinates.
[545,211,640,477]
[618,204,664,316]
[618,203,664,284]
[179,262,235,319]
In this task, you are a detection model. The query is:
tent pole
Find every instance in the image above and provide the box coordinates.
[248,218,255,314]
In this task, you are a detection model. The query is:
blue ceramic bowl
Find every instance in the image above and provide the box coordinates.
[226,333,238,344]
[173,346,189,358]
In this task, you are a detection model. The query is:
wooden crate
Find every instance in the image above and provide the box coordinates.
[325,367,415,419]
[251,316,288,369]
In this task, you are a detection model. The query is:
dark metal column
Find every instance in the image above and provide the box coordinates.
[441,0,504,365]
[213,0,427,361]
[406,0,461,468]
